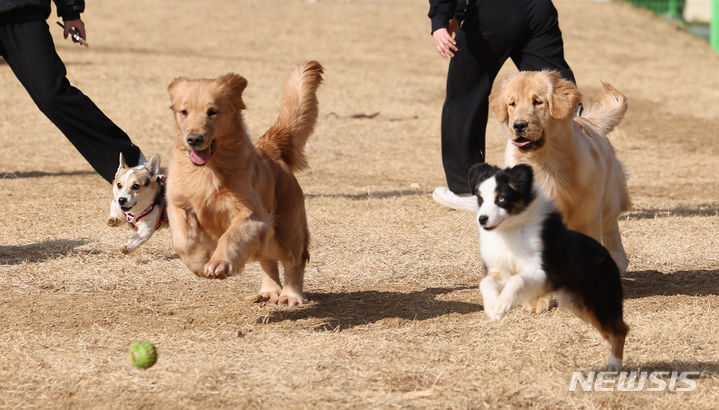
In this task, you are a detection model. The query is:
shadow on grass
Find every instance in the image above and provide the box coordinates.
[0,239,89,265]
[622,204,719,220]
[259,286,482,331]
[1,170,95,179]
[305,189,430,201]
[1,168,167,180]
[623,269,719,298]
[628,360,719,377]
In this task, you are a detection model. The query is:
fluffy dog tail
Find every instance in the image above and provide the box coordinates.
[583,82,627,135]
[256,61,324,172]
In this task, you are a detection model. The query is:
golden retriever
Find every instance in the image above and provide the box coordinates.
[489,70,630,273]
[166,61,324,305]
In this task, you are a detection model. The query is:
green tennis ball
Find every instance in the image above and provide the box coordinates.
[129,341,157,369]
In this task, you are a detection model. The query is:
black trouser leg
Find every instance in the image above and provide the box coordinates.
[512,0,576,83]
[441,28,498,194]
[0,20,142,183]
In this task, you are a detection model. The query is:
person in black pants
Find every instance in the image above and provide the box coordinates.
[0,0,145,183]
[428,0,576,210]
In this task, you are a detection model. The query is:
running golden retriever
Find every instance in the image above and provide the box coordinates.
[166,61,323,305]
[489,70,630,273]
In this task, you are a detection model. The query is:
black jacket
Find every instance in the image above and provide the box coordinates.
[0,0,84,24]
[427,0,470,33]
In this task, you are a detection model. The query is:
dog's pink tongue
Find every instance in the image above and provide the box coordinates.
[512,139,531,148]
[190,148,211,165]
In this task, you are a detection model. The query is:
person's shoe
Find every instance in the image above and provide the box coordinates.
[432,186,478,211]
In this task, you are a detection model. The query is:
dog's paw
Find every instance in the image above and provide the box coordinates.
[483,301,502,321]
[202,260,233,279]
[493,296,514,319]
[276,289,307,307]
[256,289,282,304]
[524,295,554,314]
[485,307,502,321]
[107,217,122,227]
[120,245,132,255]
[602,359,623,372]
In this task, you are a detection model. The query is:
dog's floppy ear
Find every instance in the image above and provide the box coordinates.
[547,71,581,120]
[146,154,161,176]
[489,82,508,123]
[467,162,500,196]
[216,73,248,110]
[167,77,188,110]
[506,164,534,198]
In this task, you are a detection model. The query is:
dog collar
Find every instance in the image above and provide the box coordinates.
[123,204,156,227]
[120,175,167,230]
[122,203,167,231]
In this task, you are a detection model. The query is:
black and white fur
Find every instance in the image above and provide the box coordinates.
[469,163,628,370]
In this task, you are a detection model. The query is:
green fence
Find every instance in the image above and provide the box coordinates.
[628,0,719,52]
[713,0,719,51]
[629,0,686,14]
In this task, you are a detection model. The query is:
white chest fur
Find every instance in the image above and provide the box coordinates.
[478,221,544,279]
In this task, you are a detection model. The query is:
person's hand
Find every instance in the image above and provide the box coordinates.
[432,19,459,59]
[63,19,86,42]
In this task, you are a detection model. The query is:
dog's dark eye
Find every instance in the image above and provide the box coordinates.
[533,99,543,106]
[180,109,188,117]
[207,108,217,117]
[477,196,484,207]
[131,183,140,191]
[508,101,516,108]
[116,183,122,189]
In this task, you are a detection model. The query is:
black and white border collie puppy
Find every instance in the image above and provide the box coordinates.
[469,163,628,370]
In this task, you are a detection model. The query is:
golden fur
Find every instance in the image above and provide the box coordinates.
[490,70,631,272]
[166,61,324,305]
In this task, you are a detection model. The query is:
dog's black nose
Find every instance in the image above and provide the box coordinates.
[478,215,488,226]
[118,197,127,205]
[513,120,528,134]
[186,133,204,147]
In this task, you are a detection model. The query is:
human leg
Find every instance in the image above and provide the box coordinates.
[438,0,534,198]
[439,29,497,196]
[0,20,143,183]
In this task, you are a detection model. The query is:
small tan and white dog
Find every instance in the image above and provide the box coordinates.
[107,153,168,254]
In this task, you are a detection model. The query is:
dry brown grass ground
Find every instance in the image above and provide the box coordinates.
[1,0,719,408]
